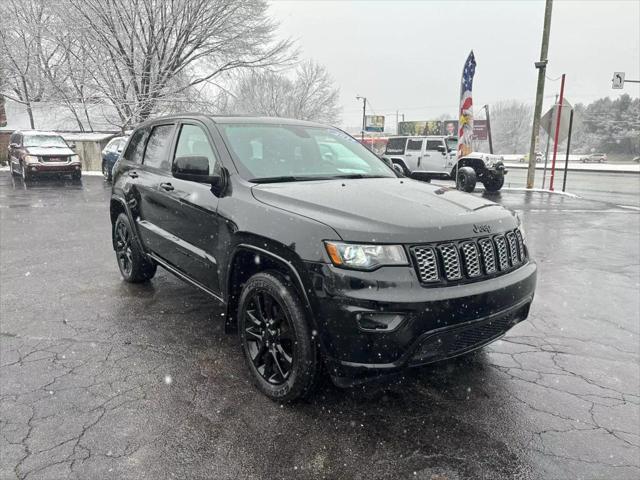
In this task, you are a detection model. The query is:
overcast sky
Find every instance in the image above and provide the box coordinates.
[269,0,640,129]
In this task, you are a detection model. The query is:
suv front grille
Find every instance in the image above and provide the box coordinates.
[411,228,526,286]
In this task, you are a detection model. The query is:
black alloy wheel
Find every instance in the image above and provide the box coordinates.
[239,272,320,402]
[113,213,156,283]
[115,220,134,278]
[244,290,294,385]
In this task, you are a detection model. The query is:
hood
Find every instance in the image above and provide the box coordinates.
[251,178,518,244]
[26,146,75,157]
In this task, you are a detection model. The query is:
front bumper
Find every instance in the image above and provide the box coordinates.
[305,260,536,385]
[25,162,81,175]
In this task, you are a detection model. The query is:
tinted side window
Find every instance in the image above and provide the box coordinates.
[407,139,423,151]
[174,124,217,173]
[123,129,148,164]
[143,125,174,170]
[426,140,442,150]
[385,137,407,154]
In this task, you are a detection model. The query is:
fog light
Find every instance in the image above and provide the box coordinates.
[30,167,37,171]
[75,166,80,170]
[356,312,405,332]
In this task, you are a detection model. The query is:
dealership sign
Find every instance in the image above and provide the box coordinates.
[398,120,459,136]
[365,115,385,132]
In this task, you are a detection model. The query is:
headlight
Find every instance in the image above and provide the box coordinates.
[324,241,408,270]
[24,155,39,163]
[69,154,80,163]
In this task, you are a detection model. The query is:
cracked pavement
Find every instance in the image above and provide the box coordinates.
[1,173,638,479]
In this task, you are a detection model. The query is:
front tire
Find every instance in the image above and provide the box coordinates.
[455,166,476,193]
[21,163,31,182]
[238,271,320,402]
[102,161,111,181]
[113,213,156,283]
[72,171,82,181]
[482,174,505,192]
[392,160,410,177]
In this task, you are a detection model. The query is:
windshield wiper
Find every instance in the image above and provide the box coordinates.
[250,175,332,184]
[332,174,388,179]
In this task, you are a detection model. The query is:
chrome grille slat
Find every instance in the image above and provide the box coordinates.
[411,228,525,285]
[461,242,481,277]
[506,232,520,265]
[515,229,526,261]
[478,238,497,274]
[438,244,462,280]
[493,235,510,271]
[412,247,439,282]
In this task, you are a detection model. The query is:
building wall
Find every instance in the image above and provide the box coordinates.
[73,140,111,171]
[0,131,11,165]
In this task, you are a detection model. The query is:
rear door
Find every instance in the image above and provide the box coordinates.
[134,124,178,258]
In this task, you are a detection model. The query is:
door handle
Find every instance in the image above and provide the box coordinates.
[128,171,139,178]
[160,182,174,191]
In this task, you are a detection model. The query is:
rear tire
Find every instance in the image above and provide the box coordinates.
[113,213,156,283]
[482,174,504,192]
[455,166,476,193]
[238,271,320,402]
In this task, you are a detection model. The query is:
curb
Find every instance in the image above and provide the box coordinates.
[503,163,640,174]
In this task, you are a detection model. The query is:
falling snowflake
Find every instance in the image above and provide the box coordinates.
[164,375,173,385]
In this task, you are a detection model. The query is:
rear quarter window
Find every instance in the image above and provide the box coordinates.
[122,129,148,164]
[385,137,407,155]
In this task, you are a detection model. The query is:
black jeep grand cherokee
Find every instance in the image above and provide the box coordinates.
[110,115,536,401]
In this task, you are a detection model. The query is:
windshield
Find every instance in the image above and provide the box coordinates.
[446,137,458,152]
[219,124,396,182]
[24,134,68,148]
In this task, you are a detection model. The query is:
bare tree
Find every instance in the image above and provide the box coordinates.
[490,100,533,154]
[230,60,341,123]
[60,0,294,129]
[0,0,49,128]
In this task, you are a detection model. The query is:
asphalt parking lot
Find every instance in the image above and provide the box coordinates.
[1,172,639,480]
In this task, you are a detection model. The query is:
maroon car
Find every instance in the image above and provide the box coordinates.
[8,130,82,181]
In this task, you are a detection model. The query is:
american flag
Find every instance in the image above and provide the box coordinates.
[458,51,476,158]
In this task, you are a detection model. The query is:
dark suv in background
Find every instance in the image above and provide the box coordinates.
[8,130,82,180]
[110,115,537,402]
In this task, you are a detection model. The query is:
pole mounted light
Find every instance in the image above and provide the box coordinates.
[356,96,367,142]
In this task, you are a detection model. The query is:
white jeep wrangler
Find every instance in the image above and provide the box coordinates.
[383,135,506,192]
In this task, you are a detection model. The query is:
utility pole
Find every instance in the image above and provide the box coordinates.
[356,96,367,141]
[527,0,553,189]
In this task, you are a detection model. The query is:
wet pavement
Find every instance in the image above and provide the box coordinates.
[1,172,638,480]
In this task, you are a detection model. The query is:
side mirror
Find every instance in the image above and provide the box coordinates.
[437,145,446,153]
[9,143,19,149]
[173,155,220,185]
[69,143,76,150]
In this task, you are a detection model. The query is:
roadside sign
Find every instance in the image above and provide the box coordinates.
[365,115,385,132]
[473,120,488,140]
[541,99,573,143]
[612,72,625,89]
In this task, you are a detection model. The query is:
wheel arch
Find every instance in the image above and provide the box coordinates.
[225,237,316,336]
[452,157,487,178]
